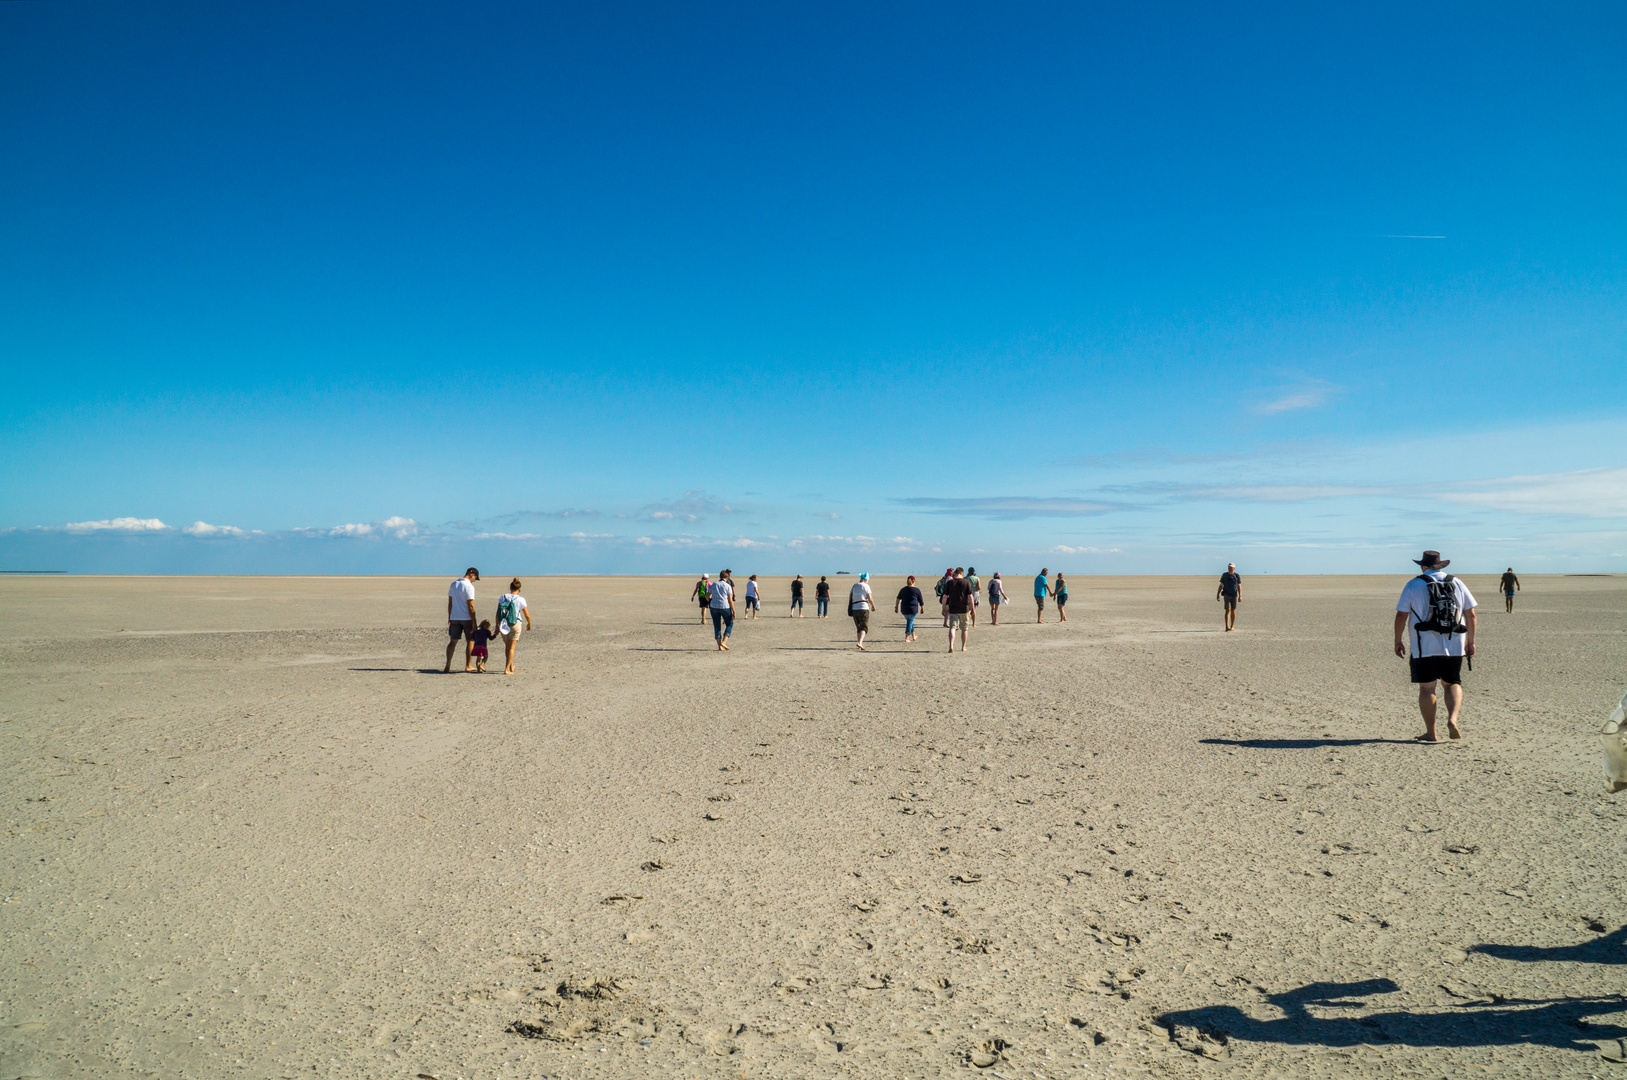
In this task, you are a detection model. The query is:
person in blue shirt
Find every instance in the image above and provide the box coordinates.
[1033,568,1052,624]
[894,575,926,642]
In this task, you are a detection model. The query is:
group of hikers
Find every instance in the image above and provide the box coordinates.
[690,566,1071,652]
[444,552,1523,744]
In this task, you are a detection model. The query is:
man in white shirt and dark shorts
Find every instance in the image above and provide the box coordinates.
[445,567,480,673]
[1393,550,1477,742]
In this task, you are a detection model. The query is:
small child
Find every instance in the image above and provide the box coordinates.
[470,619,496,672]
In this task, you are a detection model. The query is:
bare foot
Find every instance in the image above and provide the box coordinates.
[1447,721,1462,739]
[856,643,866,651]
[1414,733,1441,743]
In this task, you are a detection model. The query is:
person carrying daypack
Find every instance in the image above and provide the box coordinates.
[1393,550,1478,742]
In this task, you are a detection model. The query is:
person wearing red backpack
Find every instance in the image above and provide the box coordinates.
[1393,550,1477,742]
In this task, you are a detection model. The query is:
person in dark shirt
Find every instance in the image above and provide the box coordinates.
[943,568,974,653]
[815,576,831,618]
[895,575,926,642]
[470,620,496,673]
[791,575,805,617]
[1500,567,1520,613]
[1216,563,1242,631]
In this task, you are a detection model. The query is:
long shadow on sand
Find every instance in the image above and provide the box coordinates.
[348,667,445,673]
[1472,925,1627,965]
[1201,737,1415,749]
[1159,978,1627,1053]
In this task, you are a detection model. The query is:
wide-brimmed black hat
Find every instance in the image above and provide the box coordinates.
[1412,550,1449,569]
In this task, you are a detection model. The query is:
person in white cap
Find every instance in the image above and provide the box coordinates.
[1394,550,1477,742]
[849,572,874,650]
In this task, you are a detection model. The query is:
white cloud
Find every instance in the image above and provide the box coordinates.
[650,512,675,520]
[1251,380,1342,416]
[64,517,169,533]
[816,512,840,520]
[633,534,775,549]
[1050,544,1121,555]
[182,521,249,537]
[326,516,423,539]
[568,532,616,540]
[787,535,925,552]
[1440,467,1627,518]
[894,497,1123,520]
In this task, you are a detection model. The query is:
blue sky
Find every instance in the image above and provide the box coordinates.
[2,1,1624,575]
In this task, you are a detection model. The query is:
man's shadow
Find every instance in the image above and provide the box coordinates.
[1471,924,1627,965]
[1201,738,1414,749]
[1159,977,1626,1052]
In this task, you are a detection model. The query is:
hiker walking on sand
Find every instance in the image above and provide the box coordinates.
[895,575,925,642]
[1394,550,1477,742]
[943,568,974,651]
[444,567,480,673]
[935,568,953,627]
[987,572,1007,624]
[1054,572,1069,622]
[1501,567,1520,613]
[1217,563,1242,631]
[815,575,831,617]
[744,574,762,619]
[791,575,805,617]
[691,574,711,624]
[496,578,532,676]
[1034,567,1052,623]
[965,566,981,626]
[849,572,875,650]
[709,569,735,650]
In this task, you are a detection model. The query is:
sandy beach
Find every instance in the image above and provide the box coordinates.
[2,572,1625,1079]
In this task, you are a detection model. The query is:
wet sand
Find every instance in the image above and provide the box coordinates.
[2,573,1625,1079]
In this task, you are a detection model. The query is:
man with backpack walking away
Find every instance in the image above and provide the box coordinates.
[1394,550,1477,743]
[1217,563,1242,631]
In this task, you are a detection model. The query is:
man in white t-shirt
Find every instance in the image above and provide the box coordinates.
[848,572,874,650]
[1393,550,1477,742]
[708,569,735,651]
[445,567,480,673]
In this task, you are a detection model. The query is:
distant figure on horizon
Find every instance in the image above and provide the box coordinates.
[444,566,480,673]
[709,569,735,650]
[744,574,761,619]
[1500,567,1520,613]
[1033,567,1051,623]
[496,578,531,675]
[987,572,1007,624]
[691,573,711,623]
[895,574,925,642]
[1054,572,1069,622]
[849,572,874,650]
[791,574,805,617]
[1394,550,1477,743]
[944,568,974,651]
[815,575,831,618]
[965,566,981,626]
[1217,563,1242,631]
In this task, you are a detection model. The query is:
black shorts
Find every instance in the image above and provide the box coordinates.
[448,619,475,641]
[1223,596,1238,609]
[1056,593,1068,607]
[791,596,803,608]
[1410,655,1464,685]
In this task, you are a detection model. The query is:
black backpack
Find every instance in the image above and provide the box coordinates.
[1414,574,1466,636]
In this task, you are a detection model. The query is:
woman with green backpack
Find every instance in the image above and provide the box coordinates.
[496,579,532,675]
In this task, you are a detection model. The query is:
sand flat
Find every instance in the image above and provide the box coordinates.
[2,573,1625,1078]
